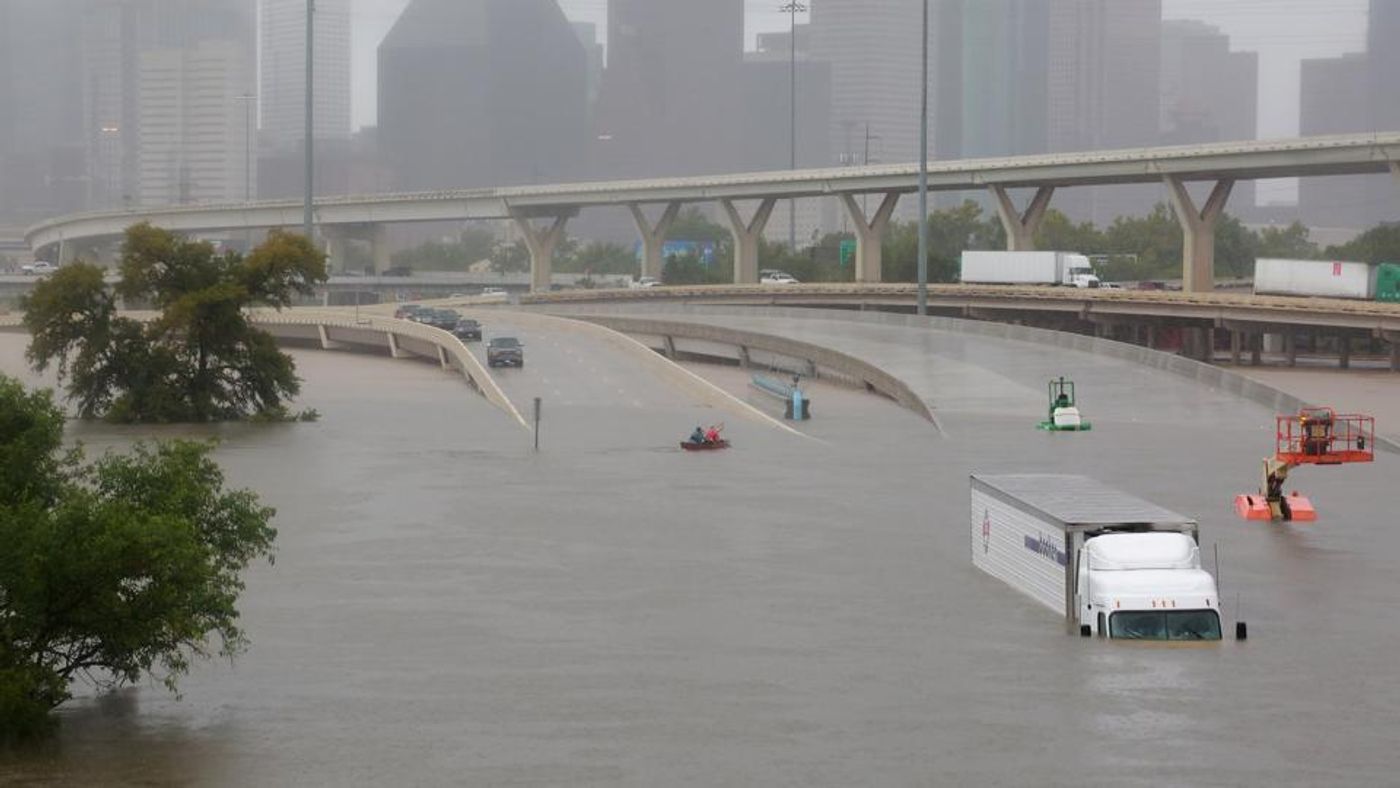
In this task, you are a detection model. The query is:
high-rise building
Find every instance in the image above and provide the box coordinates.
[261,0,352,153]
[593,0,745,178]
[1159,20,1257,145]
[378,0,588,191]
[79,0,255,209]
[137,40,255,205]
[935,0,1049,161]
[1045,0,1162,224]
[1298,0,1400,229]
[1159,19,1257,217]
[0,1,86,224]
[809,0,932,173]
[1298,53,1371,228]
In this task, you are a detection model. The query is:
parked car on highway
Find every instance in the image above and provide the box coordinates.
[760,270,800,285]
[630,276,661,289]
[394,304,424,319]
[453,318,483,342]
[21,261,56,276]
[486,336,523,368]
[421,308,459,330]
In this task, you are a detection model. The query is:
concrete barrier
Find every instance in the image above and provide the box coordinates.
[537,303,1399,452]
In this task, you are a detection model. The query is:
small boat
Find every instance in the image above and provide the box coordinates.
[680,439,730,451]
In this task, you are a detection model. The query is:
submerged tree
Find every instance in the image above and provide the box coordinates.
[0,376,277,739]
[22,223,326,423]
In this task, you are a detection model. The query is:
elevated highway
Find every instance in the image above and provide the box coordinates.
[24,132,1400,292]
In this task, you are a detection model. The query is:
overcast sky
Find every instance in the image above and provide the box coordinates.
[350,0,1369,201]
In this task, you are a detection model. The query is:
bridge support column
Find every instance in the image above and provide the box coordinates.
[629,202,681,280]
[1339,336,1351,369]
[57,240,77,265]
[324,228,351,274]
[1388,332,1400,372]
[1164,176,1234,293]
[514,214,570,293]
[990,185,1054,252]
[839,192,899,283]
[1230,330,1242,365]
[1285,332,1298,367]
[721,198,777,284]
[370,224,391,275]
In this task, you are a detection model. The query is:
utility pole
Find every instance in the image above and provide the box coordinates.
[303,0,315,241]
[236,93,256,202]
[780,2,806,251]
[916,0,929,316]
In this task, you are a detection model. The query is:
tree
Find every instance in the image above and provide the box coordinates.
[489,239,530,274]
[0,375,277,739]
[1325,222,1400,263]
[391,228,497,271]
[22,223,326,423]
[1033,209,1104,253]
[1255,221,1319,261]
[661,253,726,285]
[559,241,637,276]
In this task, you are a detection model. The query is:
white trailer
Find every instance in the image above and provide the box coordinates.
[970,474,1241,640]
[1253,258,1376,300]
[960,251,1100,288]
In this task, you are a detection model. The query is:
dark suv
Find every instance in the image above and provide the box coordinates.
[486,337,523,368]
[423,308,459,330]
[453,318,482,342]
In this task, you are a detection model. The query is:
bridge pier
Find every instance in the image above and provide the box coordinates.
[1164,176,1234,293]
[990,185,1054,252]
[629,202,682,280]
[721,198,777,284]
[514,214,570,293]
[324,228,352,273]
[370,224,391,275]
[57,239,78,265]
[839,193,899,283]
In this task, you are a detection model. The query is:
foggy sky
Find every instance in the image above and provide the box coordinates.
[350,0,1367,157]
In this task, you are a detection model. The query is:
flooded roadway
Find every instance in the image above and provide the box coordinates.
[1,308,1398,786]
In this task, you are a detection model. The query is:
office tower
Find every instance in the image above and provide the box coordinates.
[593,0,744,178]
[378,0,588,191]
[261,0,352,153]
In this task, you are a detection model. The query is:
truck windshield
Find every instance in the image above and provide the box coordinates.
[1109,610,1221,641]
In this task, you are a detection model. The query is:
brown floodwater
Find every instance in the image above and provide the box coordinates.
[0,313,1397,787]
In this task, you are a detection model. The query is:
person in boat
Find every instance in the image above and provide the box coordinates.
[689,426,706,445]
[1054,392,1070,409]
[704,425,722,444]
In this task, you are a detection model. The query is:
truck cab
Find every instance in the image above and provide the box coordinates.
[1075,532,1222,640]
[1063,254,1100,288]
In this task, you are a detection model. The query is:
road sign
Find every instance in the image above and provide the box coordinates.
[839,239,856,267]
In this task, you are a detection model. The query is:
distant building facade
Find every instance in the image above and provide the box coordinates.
[260,0,352,154]
[0,1,86,225]
[378,0,587,191]
[78,0,256,209]
[593,0,745,178]
[137,40,254,205]
[1298,0,1400,229]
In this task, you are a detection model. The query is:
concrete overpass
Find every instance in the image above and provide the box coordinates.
[23,132,1400,293]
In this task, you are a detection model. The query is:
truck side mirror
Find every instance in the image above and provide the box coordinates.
[1235,621,1248,641]
[1079,624,1092,638]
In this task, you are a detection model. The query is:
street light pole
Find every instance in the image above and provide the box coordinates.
[236,93,256,202]
[916,0,929,315]
[303,0,315,241]
[780,1,806,251]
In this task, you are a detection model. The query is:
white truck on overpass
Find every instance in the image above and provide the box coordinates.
[970,474,1244,641]
[960,251,1100,288]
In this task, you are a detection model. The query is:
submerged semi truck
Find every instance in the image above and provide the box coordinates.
[970,474,1244,641]
[959,251,1100,288]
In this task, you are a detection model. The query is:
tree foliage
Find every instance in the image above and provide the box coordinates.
[1325,222,1400,263]
[391,229,496,271]
[22,224,326,423]
[0,376,276,739]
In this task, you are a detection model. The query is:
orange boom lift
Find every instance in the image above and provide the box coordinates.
[1235,407,1375,522]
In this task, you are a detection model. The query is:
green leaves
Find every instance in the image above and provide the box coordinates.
[0,377,277,739]
[22,223,327,423]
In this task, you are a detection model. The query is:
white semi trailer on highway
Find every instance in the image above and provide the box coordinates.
[1253,257,1376,300]
[970,474,1242,641]
[960,251,1100,288]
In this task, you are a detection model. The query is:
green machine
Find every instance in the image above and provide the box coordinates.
[1037,377,1092,432]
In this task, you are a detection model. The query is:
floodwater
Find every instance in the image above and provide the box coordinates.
[0,308,1398,787]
